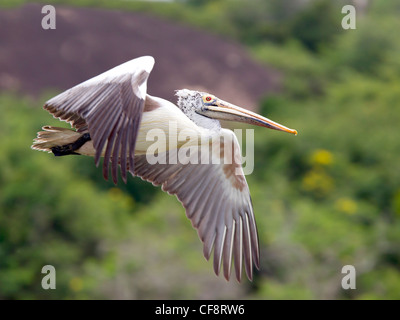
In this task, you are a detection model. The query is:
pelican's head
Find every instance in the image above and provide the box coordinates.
[175,89,298,135]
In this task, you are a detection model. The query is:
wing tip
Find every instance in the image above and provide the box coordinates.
[138,55,155,73]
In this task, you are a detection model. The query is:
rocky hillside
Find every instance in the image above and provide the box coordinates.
[0,3,280,109]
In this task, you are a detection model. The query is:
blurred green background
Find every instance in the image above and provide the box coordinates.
[1,0,400,299]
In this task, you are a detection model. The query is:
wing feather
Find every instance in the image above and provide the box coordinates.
[223,221,235,280]
[43,56,155,182]
[133,129,259,281]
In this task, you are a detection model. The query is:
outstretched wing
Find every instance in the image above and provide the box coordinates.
[43,56,155,184]
[133,129,260,281]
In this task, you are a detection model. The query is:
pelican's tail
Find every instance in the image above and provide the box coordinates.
[31,126,90,156]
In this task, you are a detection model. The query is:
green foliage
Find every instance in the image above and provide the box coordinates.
[324,17,399,76]
[246,5,400,297]
[2,0,400,300]
[0,95,136,298]
[289,0,343,52]
[251,41,328,99]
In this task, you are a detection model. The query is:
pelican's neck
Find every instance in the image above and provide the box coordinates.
[188,112,221,131]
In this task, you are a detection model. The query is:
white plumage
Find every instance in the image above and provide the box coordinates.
[32,56,297,281]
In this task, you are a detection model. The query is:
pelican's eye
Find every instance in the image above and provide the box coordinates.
[203,95,215,105]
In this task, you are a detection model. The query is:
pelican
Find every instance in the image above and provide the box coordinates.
[32,56,297,281]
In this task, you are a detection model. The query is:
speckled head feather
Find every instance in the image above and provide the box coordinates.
[175,89,221,131]
[175,89,202,111]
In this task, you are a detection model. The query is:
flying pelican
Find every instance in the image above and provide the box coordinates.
[32,56,297,281]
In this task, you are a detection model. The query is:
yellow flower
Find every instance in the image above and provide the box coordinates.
[392,189,400,216]
[310,149,333,166]
[69,277,83,292]
[109,187,123,199]
[336,198,358,215]
[108,187,135,209]
[302,169,334,196]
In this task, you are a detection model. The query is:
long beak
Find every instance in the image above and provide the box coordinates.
[199,99,298,135]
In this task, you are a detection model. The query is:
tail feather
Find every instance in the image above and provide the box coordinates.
[31,126,81,153]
